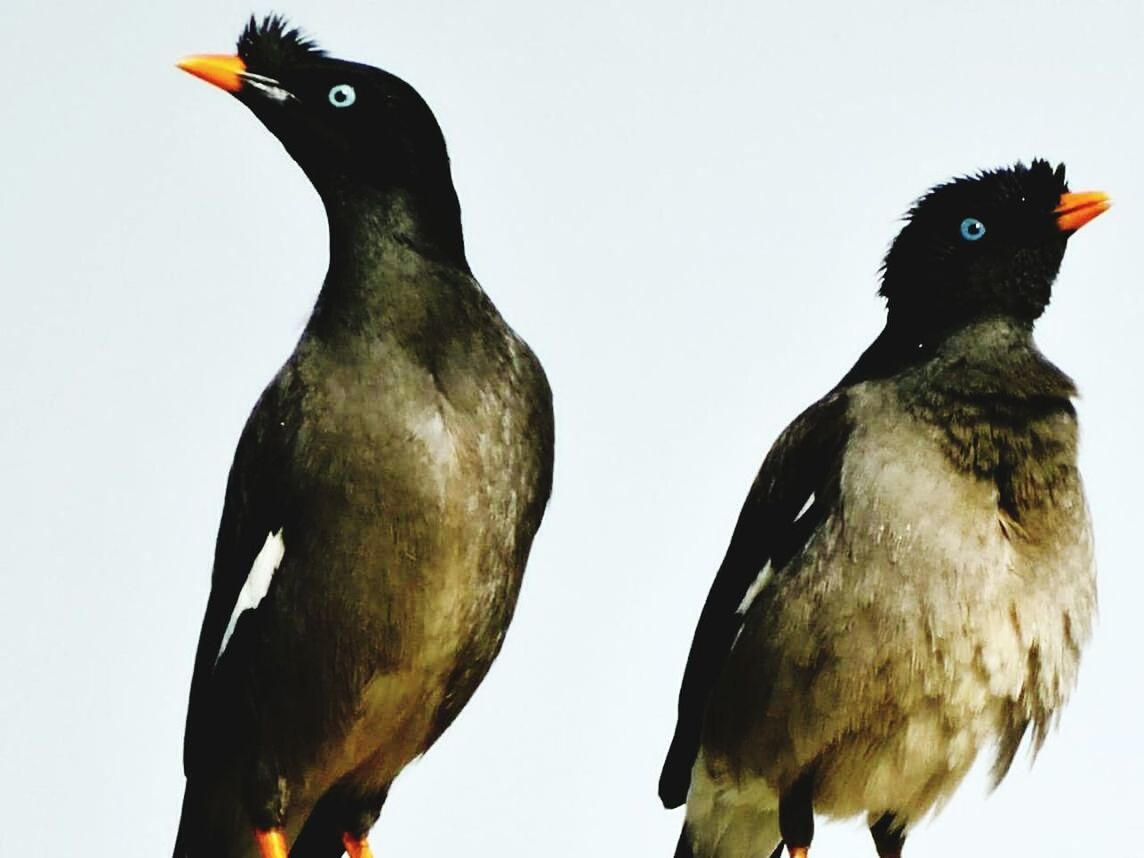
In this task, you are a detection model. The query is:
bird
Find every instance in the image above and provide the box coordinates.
[659,160,1108,858]
[172,16,554,858]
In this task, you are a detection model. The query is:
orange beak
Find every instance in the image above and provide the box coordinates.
[177,54,246,93]
[1055,191,1111,233]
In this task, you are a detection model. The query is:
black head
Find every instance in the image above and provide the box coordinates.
[879,160,1108,337]
[231,17,452,193]
[179,16,464,262]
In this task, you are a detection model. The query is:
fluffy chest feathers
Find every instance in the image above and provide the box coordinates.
[834,380,1095,663]
[240,308,550,677]
[282,323,536,513]
[706,362,1095,820]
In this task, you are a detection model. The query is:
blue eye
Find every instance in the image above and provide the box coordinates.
[960,217,986,241]
[328,84,356,108]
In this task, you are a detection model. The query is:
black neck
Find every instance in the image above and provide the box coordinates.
[323,177,467,270]
[915,317,1075,403]
[837,313,1044,389]
[308,183,469,336]
[841,315,1075,410]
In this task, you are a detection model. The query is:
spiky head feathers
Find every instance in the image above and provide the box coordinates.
[880,160,1071,331]
[237,14,326,78]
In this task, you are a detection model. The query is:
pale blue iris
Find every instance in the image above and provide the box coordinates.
[328,84,356,108]
[960,217,986,241]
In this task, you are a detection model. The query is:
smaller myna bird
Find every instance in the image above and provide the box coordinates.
[172,16,554,858]
[660,160,1108,857]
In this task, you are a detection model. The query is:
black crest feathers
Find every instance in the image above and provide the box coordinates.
[898,160,1068,233]
[237,14,325,75]
[879,159,1071,309]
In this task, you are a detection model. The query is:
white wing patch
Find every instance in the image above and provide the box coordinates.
[215,528,285,665]
[735,492,815,618]
[795,492,815,522]
[737,560,773,617]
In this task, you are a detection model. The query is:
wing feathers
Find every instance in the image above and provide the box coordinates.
[659,391,852,807]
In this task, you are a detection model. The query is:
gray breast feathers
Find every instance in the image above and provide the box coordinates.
[704,380,1095,820]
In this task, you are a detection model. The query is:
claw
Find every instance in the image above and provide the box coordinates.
[342,832,375,858]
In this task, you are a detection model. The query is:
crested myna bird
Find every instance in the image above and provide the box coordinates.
[660,160,1108,858]
[172,16,554,858]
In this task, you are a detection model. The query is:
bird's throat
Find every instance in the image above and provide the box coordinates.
[324,178,466,266]
[311,186,469,334]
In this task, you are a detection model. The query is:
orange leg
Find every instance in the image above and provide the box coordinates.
[255,828,288,858]
[787,848,809,858]
[343,832,375,858]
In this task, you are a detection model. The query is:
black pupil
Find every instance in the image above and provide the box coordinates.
[334,88,347,102]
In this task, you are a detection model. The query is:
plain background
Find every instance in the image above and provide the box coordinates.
[2,1,1141,854]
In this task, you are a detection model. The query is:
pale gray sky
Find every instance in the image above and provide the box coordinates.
[2,1,1142,855]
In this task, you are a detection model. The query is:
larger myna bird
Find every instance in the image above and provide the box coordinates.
[172,16,554,858]
[659,160,1108,858]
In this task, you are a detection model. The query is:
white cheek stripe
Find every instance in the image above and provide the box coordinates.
[241,73,295,103]
[215,528,285,665]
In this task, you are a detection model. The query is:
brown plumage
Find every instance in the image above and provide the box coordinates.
[173,16,553,857]
[662,161,1107,858]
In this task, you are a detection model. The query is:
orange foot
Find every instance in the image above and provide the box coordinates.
[343,832,375,858]
[255,828,288,858]
[788,848,809,858]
